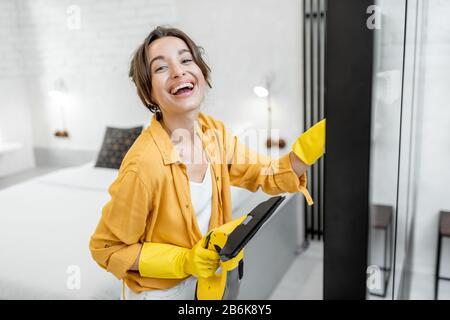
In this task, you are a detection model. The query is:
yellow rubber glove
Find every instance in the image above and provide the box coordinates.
[211,214,248,235]
[138,235,220,279]
[291,118,326,165]
[183,234,220,278]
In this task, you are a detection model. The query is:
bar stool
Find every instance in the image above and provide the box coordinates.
[370,204,393,298]
[435,210,450,300]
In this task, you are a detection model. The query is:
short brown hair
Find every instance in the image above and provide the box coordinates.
[129,26,212,119]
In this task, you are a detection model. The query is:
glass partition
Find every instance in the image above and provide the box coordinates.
[367,0,450,300]
[367,0,407,299]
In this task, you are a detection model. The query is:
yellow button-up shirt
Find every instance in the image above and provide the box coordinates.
[89,112,313,293]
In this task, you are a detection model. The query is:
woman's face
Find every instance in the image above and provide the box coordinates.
[148,36,207,116]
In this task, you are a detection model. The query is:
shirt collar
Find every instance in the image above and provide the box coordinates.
[148,113,209,166]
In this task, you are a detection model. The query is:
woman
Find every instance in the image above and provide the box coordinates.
[89,26,325,300]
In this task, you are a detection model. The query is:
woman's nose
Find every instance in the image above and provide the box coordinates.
[170,63,186,78]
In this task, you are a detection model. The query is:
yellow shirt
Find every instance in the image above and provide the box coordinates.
[89,112,313,293]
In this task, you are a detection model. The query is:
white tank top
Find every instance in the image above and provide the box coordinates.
[188,164,213,236]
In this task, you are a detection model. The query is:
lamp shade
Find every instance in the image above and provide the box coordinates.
[253,86,269,98]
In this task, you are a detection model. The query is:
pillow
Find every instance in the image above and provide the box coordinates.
[94,126,143,169]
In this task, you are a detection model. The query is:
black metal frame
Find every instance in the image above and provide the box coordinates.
[303,0,326,242]
[323,0,374,299]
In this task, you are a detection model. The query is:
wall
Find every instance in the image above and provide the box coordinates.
[0,0,35,177]
[18,0,171,151]
[8,0,303,155]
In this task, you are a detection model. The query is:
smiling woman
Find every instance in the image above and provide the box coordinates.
[89,25,323,300]
[128,26,212,121]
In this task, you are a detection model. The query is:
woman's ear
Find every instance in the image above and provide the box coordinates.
[148,91,158,107]
[144,96,154,107]
[150,99,159,109]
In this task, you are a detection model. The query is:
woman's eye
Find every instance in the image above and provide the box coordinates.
[155,66,166,72]
[154,59,191,72]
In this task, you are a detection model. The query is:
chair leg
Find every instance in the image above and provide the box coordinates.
[389,214,393,268]
[382,227,388,297]
[387,222,392,287]
[435,233,442,300]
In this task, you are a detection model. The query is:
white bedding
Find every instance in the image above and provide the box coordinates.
[0,163,119,299]
[0,162,259,299]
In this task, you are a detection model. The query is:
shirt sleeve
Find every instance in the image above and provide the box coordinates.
[89,170,151,279]
[225,129,313,205]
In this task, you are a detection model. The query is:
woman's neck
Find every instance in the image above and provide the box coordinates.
[160,109,199,139]
[160,110,205,164]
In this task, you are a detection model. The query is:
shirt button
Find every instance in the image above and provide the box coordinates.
[186,204,189,208]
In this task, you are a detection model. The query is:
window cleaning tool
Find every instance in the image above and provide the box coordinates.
[195,196,286,300]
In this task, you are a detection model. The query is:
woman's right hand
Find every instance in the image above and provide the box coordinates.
[183,233,220,278]
[136,234,220,279]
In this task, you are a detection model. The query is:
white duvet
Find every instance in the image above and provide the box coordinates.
[0,163,120,299]
[0,162,256,299]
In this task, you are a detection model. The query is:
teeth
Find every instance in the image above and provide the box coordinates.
[171,82,194,94]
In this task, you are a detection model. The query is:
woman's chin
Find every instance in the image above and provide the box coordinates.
[168,102,201,114]
[171,98,202,111]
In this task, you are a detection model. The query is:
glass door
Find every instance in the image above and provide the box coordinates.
[367,0,408,299]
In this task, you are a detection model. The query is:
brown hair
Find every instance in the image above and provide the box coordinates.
[129,26,212,120]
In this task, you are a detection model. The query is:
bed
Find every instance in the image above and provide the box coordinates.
[0,161,302,299]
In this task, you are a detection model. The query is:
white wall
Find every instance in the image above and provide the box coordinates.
[6,0,303,154]
[0,0,35,177]
[18,0,171,151]
[175,0,304,150]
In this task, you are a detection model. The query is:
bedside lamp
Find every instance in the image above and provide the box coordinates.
[253,79,286,149]
[48,79,69,138]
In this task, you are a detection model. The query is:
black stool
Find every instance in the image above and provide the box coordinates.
[369,204,393,298]
[435,210,450,300]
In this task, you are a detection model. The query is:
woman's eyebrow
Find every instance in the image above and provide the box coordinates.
[149,49,191,68]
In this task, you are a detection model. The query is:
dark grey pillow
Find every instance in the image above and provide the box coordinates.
[94,126,143,169]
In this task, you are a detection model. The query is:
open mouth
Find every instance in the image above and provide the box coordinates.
[170,82,195,96]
